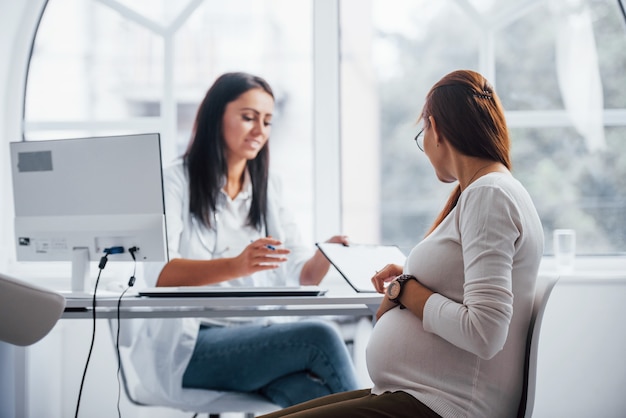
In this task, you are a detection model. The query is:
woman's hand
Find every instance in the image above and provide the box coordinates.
[370,264,403,293]
[371,264,404,320]
[233,237,289,277]
[375,296,400,321]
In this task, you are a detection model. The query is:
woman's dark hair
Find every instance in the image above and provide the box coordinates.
[184,72,274,230]
[421,69,511,235]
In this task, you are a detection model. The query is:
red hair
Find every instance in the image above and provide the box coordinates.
[421,70,511,235]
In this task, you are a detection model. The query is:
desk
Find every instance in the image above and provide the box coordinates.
[62,292,384,319]
[3,291,381,418]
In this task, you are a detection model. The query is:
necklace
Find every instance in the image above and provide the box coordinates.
[466,163,495,188]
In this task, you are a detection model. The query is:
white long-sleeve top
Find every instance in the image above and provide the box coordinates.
[367,172,544,418]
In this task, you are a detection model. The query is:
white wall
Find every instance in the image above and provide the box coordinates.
[0,0,39,272]
[1,3,47,417]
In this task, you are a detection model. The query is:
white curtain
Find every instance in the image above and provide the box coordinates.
[554,0,606,152]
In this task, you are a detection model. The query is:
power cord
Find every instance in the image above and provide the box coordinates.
[114,246,138,418]
[74,246,124,418]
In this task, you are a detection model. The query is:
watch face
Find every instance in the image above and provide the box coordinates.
[387,281,401,299]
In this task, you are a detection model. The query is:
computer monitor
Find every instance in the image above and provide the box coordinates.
[9,133,168,293]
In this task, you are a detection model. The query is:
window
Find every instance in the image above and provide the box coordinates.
[24,0,315,241]
[21,0,626,261]
[339,0,626,255]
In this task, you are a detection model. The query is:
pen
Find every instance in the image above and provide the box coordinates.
[251,240,276,251]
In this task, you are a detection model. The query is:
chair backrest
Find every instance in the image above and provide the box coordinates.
[517,275,559,418]
[108,318,280,416]
[0,272,66,346]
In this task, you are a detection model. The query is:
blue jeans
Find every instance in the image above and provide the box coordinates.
[182,319,359,407]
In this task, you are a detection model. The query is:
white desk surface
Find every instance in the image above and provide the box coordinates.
[62,290,384,319]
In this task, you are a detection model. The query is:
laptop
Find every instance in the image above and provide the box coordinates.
[138,285,327,298]
[316,242,407,293]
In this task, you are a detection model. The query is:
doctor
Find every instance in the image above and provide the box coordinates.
[130,72,358,408]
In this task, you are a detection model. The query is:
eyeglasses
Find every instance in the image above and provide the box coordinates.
[414,128,425,152]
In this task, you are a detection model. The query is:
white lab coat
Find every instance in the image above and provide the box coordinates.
[128,159,312,407]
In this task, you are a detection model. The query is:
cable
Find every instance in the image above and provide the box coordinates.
[74,246,128,417]
[115,248,138,418]
[619,0,626,29]
[115,285,131,418]
[128,246,139,262]
[74,251,110,418]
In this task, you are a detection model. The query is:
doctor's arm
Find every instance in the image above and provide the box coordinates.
[157,238,289,287]
[299,235,349,286]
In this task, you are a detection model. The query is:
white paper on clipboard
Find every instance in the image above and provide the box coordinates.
[316,242,407,293]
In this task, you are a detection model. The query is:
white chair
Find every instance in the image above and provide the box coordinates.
[108,319,280,418]
[0,272,66,346]
[517,275,559,418]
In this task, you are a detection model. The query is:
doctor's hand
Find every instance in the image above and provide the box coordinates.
[233,237,289,276]
[370,264,403,293]
[300,235,349,286]
[323,235,350,246]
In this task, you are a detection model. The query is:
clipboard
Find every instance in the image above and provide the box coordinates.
[316,242,407,293]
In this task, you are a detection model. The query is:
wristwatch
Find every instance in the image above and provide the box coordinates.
[386,274,417,307]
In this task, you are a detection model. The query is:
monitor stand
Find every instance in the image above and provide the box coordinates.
[70,247,92,296]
